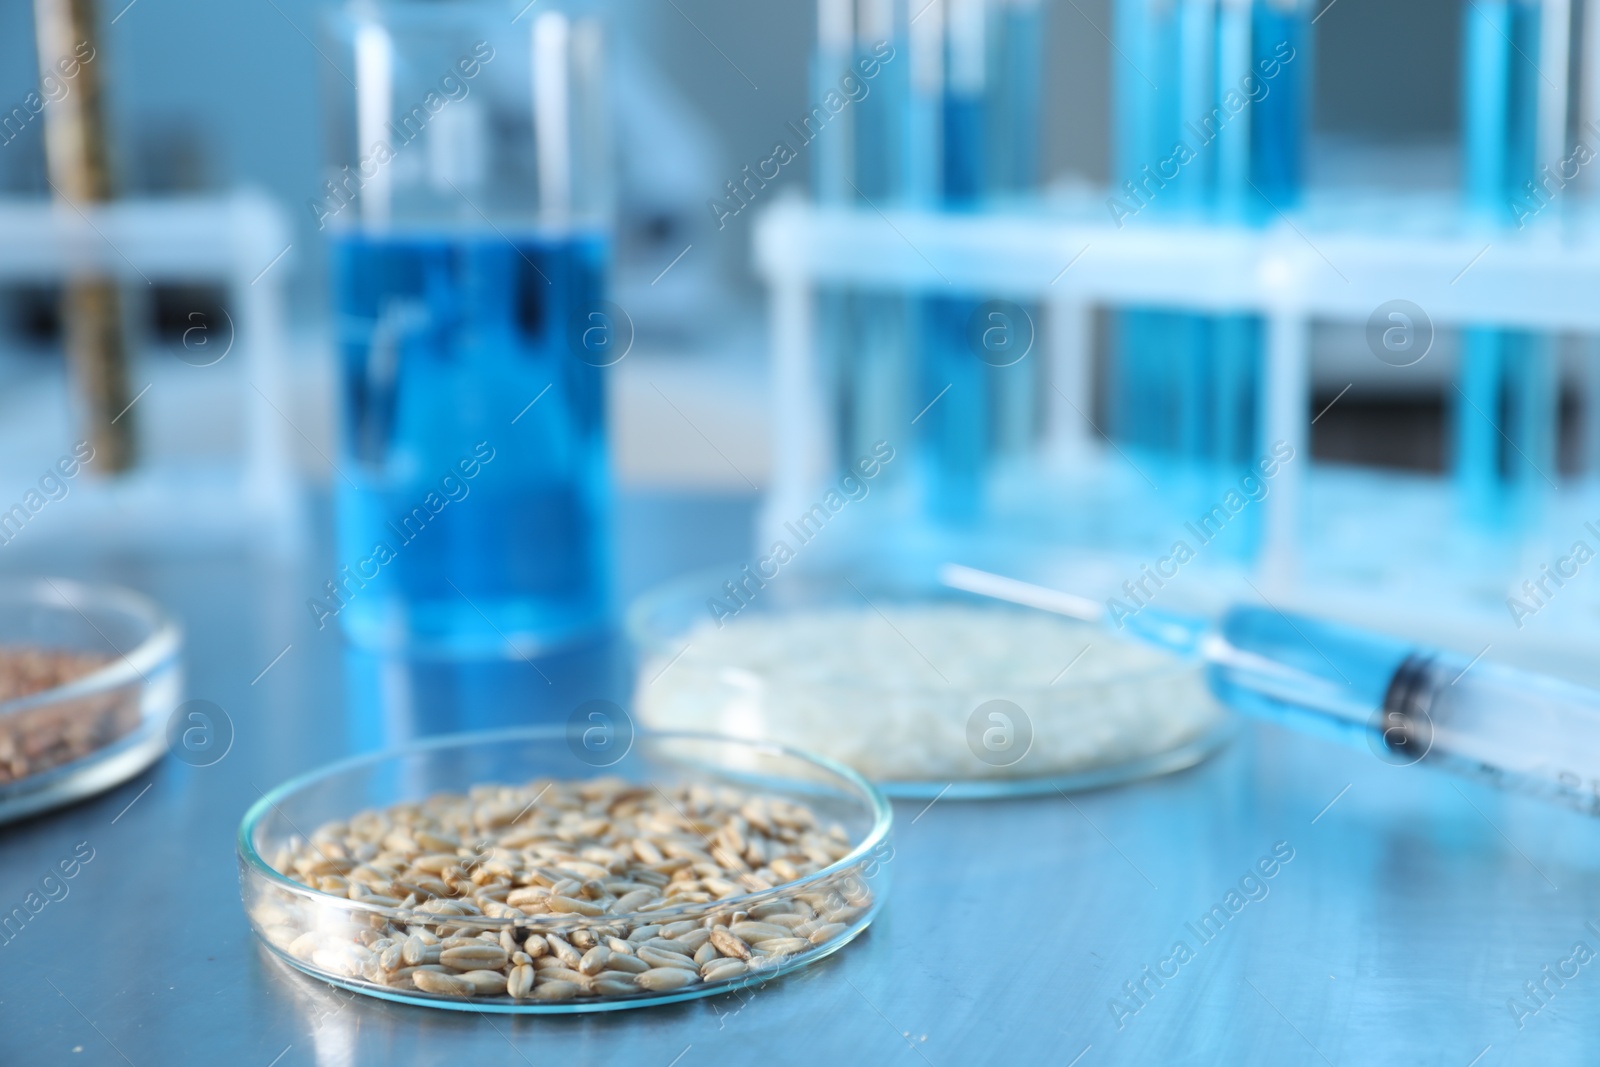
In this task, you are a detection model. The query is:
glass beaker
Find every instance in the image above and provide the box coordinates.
[317,1,615,657]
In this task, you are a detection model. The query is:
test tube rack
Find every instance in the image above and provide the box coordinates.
[754,192,1600,666]
[0,192,302,557]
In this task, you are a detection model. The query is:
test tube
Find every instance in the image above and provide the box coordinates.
[813,0,855,205]
[1108,0,1171,457]
[906,0,944,206]
[987,0,1045,460]
[847,0,914,479]
[1228,0,1310,444]
[987,0,1044,198]
[814,0,914,485]
[940,0,988,206]
[1213,0,1307,481]
[1246,0,1310,211]
[853,0,908,201]
[917,0,988,523]
[1456,0,1566,511]
[1212,0,1253,220]
[1112,0,1290,468]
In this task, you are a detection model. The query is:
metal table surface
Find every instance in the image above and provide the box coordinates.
[2,492,1598,1066]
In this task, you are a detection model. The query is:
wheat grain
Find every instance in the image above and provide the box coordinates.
[257,774,876,1005]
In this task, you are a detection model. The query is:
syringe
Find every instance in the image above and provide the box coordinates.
[943,564,1600,816]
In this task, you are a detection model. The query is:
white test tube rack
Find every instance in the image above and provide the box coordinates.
[0,192,302,558]
[752,193,1600,666]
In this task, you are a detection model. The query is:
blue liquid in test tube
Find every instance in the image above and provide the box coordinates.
[987,0,1045,461]
[1457,0,1559,516]
[1112,0,1224,463]
[851,6,913,471]
[919,0,993,524]
[921,89,987,520]
[1246,0,1309,211]
[813,0,858,472]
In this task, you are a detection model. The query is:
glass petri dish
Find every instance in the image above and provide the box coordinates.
[627,564,1234,799]
[237,728,892,1013]
[0,579,182,825]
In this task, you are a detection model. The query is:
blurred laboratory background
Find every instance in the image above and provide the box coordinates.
[0,0,1596,707]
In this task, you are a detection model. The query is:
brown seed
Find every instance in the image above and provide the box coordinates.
[579,946,611,975]
[549,895,604,916]
[458,969,509,996]
[640,938,692,957]
[674,928,712,952]
[415,830,461,852]
[545,934,582,967]
[558,860,611,881]
[637,945,698,970]
[412,970,474,997]
[506,887,547,909]
[605,953,650,975]
[440,944,508,971]
[537,966,592,987]
[710,844,749,872]
[730,921,791,943]
[710,927,752,960]
[532,980,583,1001]
[507,964,535,999]
[701,958,748,983]
[522,934,549,959]
[613,889,657,912]
[288,931,321,960]
[636,968,697,992]
[591,975,640,997]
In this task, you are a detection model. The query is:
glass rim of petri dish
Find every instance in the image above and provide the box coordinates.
[237,725,894,930]
[624,562,1236,799]
[625,562,1207,698]
[0,579,180,719]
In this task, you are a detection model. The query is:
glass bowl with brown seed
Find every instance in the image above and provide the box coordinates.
[237,728,893,1012]
[0,579,182,824]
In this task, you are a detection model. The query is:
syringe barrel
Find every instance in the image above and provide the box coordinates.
[1209,605,1600,816]
[1388,653,1600,816]
[1206,605,1406,747]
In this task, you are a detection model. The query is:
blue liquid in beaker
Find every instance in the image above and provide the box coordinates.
[331,228,613,656]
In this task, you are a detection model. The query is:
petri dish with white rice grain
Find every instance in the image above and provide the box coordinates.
[628,565,1232,798]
